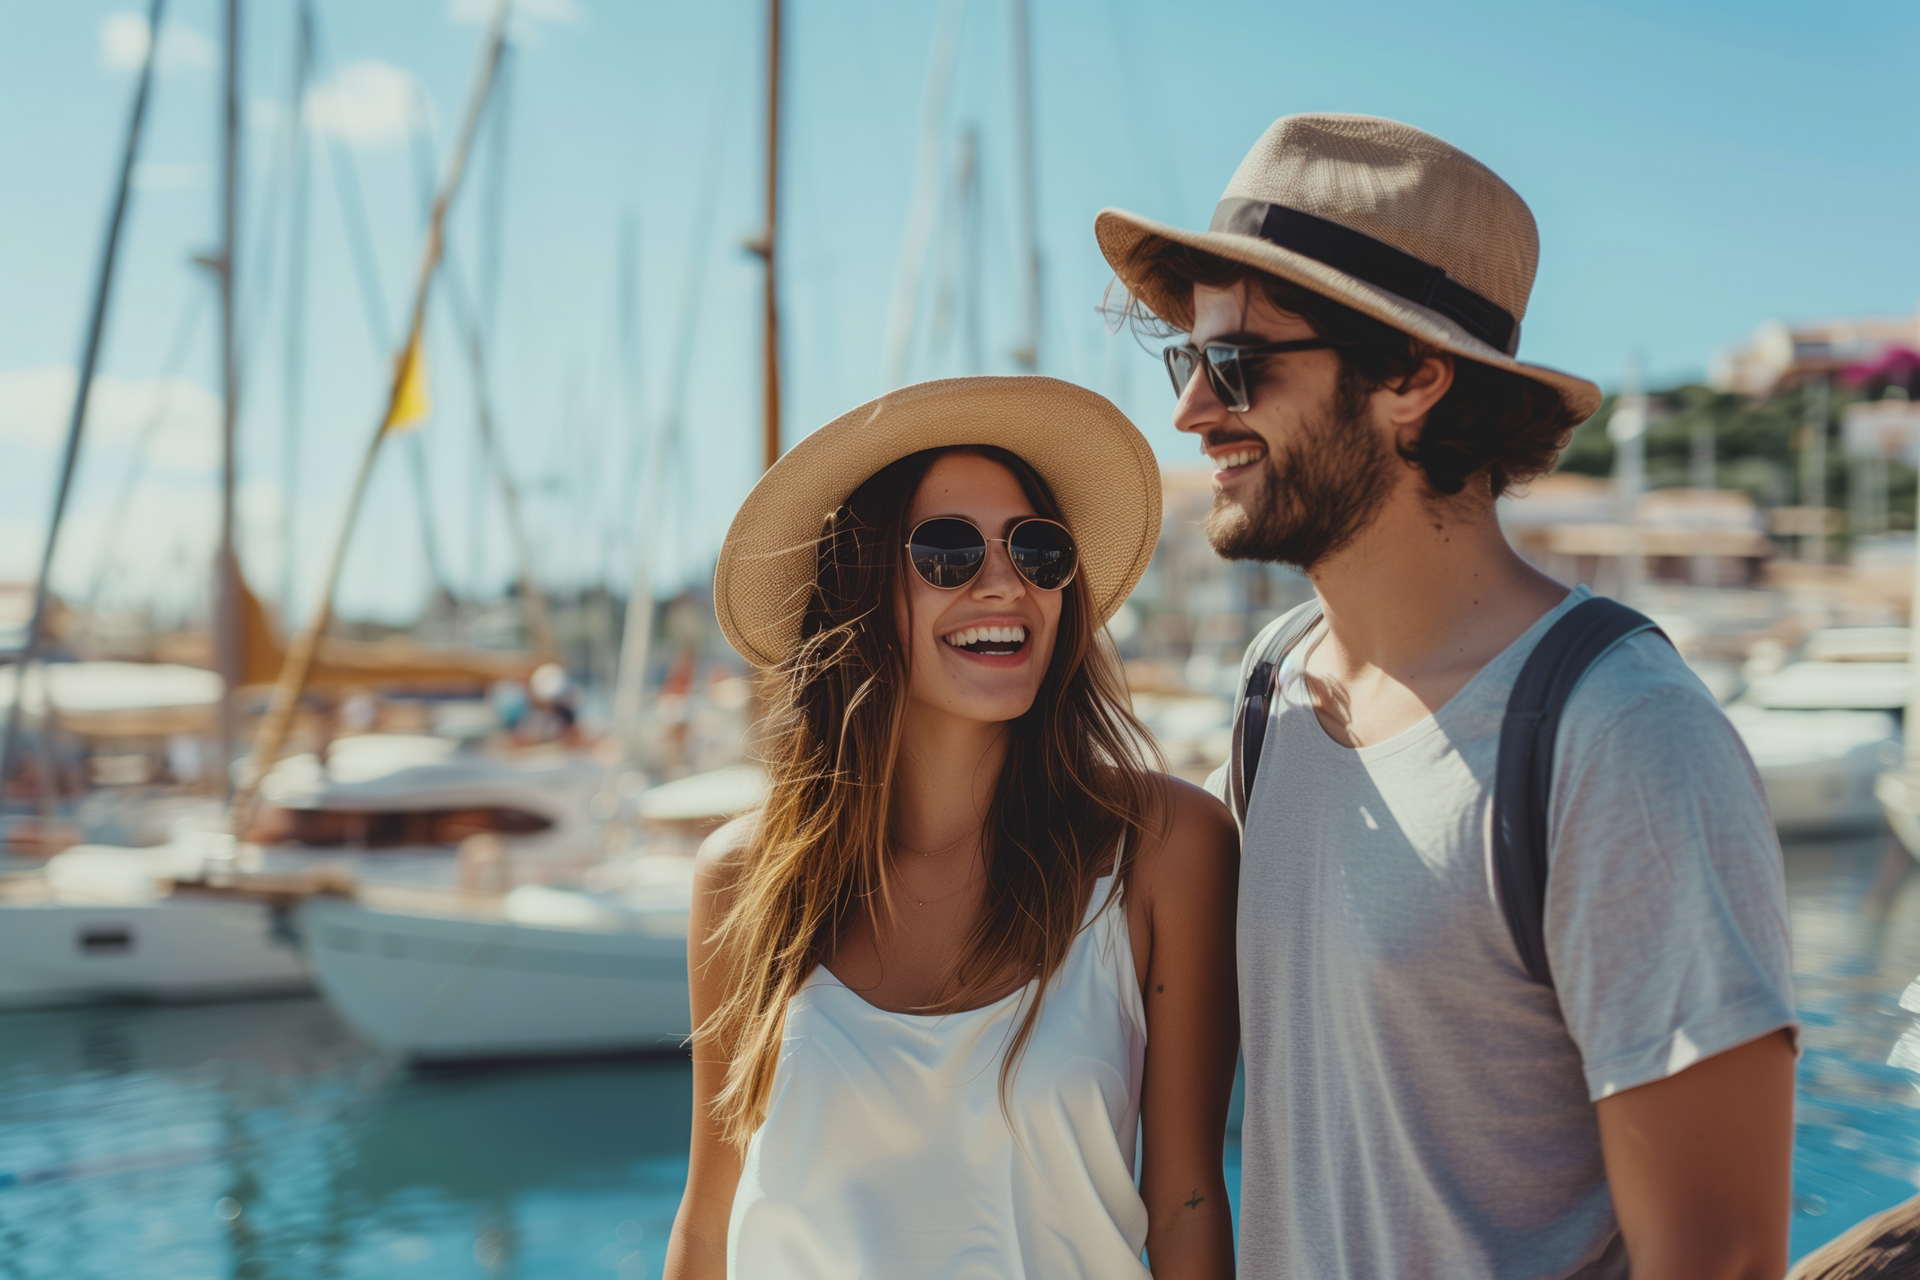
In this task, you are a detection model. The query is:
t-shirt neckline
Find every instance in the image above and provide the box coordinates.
[1277,585,1592,762]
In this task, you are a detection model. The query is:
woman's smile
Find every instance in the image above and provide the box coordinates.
[939,616,1033,666]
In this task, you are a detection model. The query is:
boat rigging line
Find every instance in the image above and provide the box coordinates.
[214,0,242,800]
[1007,0,1041,372]
[882,0,967,390]
[0,0,168,812]
[417,89,561,661]
[280,0,314,617]
[231,0,518,838]
[82,290,209,614]
[609,50,742,755]
[753,0,783,470]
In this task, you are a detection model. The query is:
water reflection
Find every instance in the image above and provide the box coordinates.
[1785,834,1920,1258]
[3,834,1920,1273]
[0,999,693,1277]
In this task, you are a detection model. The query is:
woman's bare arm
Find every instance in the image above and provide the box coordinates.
[662,815,754,1280]
[1129,778,1241,1279]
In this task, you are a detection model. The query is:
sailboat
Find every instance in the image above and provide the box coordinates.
[301,0,791,1063]
[0,2,594,1009]
[0,731,611,1008]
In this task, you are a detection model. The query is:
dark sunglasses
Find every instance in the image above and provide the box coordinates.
[905,517,1078,592]
[1163,337,1334,413]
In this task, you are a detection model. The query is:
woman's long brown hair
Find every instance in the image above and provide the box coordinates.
[704,445,1161,1149]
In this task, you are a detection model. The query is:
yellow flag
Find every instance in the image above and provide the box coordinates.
[383,335,432,434]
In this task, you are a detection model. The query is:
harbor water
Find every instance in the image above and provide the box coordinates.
[4,834,1920,1277]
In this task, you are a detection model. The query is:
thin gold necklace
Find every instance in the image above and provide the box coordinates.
[892,854,983,908]
[892,828,975,858]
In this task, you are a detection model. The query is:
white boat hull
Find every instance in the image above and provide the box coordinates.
[0,896,309,1010]
[1760,757,1889,834]
[301,897,690,1062]
[1726,706,1898,836]
[1877,770,1920,865]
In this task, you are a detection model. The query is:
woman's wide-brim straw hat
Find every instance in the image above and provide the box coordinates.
[1095,112,1602,423]
[714,376,1162,669]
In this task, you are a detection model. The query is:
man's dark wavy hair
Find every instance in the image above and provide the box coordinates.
[1116,239,1583,499]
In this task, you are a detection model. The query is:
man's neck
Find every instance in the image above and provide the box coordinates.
[1306,481,1567,688]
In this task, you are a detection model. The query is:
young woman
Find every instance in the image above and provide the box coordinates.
[665,377,1240,1279]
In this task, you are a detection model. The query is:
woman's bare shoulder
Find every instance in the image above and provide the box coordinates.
[693,811,760,901]
[1129,774,1238,898]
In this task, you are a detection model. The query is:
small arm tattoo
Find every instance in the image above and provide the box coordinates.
[1185,1190,1205,1210]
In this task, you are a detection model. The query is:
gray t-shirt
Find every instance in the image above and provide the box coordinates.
[1218,587,1797,1280]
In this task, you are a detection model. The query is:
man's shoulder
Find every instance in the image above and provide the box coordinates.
[1239,599,1323,681]
[1565,626,1719,723]
[1555,627,1745,770]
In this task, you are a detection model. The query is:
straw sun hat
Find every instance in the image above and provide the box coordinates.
[714,376,1161,669]
[1095,112,1602,422]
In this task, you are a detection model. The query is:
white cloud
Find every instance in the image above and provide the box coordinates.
[0,479,279,605]
[449,0,583,25]
[303,60,424,147]
[99,11,216,74]
[0,366,222,475]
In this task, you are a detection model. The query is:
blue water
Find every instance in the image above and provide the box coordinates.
[2,834,1918,1276]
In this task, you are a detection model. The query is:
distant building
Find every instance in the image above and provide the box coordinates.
[1712,309,1920,398]
[1843,395,1920,468]
[1502,473,1773,588]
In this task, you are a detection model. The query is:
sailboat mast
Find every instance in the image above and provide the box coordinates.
[0,0,168,809]
[281,0,313,618]
[882,0,966,389]
[1008,0,1040,373]
[760,0,782,471]
[230,0,516,836]
[215,0,242,798]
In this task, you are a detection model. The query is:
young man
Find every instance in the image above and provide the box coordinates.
[1097,114,1798,1279]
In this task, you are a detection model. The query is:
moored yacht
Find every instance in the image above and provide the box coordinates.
[1731,630,1907,836]
[300,764,767,1063]
[0,735,603,1009]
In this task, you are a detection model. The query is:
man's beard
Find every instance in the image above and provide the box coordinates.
[1205,374,1397,570]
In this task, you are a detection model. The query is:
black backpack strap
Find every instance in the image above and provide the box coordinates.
[1229,602,1324,823]
[1494,596,1667,987]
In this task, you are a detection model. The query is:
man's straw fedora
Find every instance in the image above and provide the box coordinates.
[1095,113,1602,422]
[714,376,1162,669]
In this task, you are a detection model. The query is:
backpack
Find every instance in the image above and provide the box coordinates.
[1222,595,1665,987]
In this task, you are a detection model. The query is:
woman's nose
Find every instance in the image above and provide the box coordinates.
[970,540,1026,599]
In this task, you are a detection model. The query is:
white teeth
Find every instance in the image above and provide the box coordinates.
[1216,448,1260,469]
[943,624,1028,648]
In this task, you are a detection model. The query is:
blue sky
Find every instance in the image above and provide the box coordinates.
[2,0,1917,624]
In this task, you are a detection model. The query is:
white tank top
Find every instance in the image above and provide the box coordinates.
[726,856,1150,1278]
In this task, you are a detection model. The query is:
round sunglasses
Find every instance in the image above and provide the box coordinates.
[1163,337,1334,413]
[905,517,1078,592]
